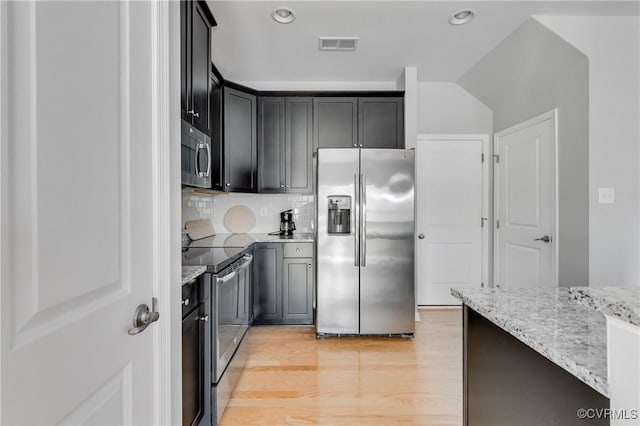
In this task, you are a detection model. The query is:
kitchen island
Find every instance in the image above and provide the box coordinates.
[452,287,611,426]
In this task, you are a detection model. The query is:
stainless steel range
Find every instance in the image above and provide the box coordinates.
[183,240,253,425]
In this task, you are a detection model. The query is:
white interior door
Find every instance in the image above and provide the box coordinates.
[494,110,557,289]
[1,2,169,424]
[416,135,488,305]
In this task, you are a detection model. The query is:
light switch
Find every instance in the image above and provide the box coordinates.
[598,187,615,204]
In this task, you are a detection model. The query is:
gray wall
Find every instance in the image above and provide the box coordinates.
[458,18,589,286]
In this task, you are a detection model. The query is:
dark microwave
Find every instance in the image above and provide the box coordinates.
[182,120,211,189]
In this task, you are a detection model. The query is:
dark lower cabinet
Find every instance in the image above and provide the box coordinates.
[257,97,313,193]
[253,243,282,323]
[253,242,314,325]
[313,97,358,149]
[282,258,313,324]
[182,276,211,426]
[358,97,404,148]
[224,87,257,192]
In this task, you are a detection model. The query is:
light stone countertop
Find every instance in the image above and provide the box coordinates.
[451,287,609,397]
[569,286,640,327]
[181,266,207,285]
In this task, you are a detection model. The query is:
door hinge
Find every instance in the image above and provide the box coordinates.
[493,154,500,163]
[481,153,485,163]
[496,219,500,229]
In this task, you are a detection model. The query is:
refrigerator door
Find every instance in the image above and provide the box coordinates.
[317,149,360,334]
[359,149,415,334]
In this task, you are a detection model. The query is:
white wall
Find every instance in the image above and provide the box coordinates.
[418,82,493,135]
[537,16,640,288]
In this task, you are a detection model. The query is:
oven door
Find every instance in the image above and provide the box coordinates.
[212,254,253,383]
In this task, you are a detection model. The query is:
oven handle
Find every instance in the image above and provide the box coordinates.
[235,254,253,272]
[216,270,237,284]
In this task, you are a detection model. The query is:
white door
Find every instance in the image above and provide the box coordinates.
[494,110,557,289]
[1,2,170,424]
[416,135,489,305]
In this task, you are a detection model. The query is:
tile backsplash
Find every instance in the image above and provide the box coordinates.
[181,191,315,235]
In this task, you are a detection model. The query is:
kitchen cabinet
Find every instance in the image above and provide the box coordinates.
[253,242,314,325]
[258,97,313,193]
[313,97,358,149]
[253,243,282,324]
[224,87,257,192]
[358,97,404,149]
[282,258,313,324]
[209,71,224,190]
[181,0,216,135]
[314,96,404,150]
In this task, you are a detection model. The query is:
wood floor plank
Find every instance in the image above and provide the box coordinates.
[220,309,462,426]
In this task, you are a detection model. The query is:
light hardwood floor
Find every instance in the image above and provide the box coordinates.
[220,308,462,426]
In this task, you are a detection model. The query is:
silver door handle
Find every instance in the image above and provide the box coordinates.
[128,297,160,335]
[534,235,552,243]
[361,174,366,267]
[418,233,425,240]
[203,143,211,178]
[354,173,360,267]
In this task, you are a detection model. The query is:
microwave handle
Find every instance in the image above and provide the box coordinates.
[196,143,210,178]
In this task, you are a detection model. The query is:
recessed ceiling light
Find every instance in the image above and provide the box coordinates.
[272,7,295,24]
[449,9,475,25]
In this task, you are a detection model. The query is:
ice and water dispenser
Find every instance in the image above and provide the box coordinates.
[327,196,351,235]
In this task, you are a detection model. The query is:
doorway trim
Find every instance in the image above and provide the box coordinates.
[493,109,559,287]
[416,134,490,304]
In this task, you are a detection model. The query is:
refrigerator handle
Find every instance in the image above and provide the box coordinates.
[361,174,366,267]
[354,173,360,267]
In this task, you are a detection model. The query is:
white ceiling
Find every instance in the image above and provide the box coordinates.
[208,1,639,84]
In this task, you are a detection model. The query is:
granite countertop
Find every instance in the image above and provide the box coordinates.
[184,233,314,249]
[569,286,640,327]
[451,287,609,397]
[182,266,207,285]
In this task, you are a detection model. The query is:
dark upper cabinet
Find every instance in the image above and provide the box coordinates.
[181,1,215,135]
[258,97,313,194]
[286,98,313,193]
[209,72,223,190]
[358,97,404,149]
[257,97,285,193]
[313,97,358,149]
[224,87,257,192]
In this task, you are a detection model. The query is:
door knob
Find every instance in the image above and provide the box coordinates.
[128,297,160,335]
[418,233,425,240]
[534,235,552,243]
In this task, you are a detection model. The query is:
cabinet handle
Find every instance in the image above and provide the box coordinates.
[307,264,312,269]
[182,298,190,306]
[286,185,290,188]
[199,315,209,322]
[226,183,231,187]
[187,109,199,118]
[280,184,284,188]
[296,248,300,252]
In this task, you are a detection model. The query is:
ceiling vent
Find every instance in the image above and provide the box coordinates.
[319,37,359,51]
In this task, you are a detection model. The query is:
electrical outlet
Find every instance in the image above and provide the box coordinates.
[598,187,615,204]
[260,207,268,217]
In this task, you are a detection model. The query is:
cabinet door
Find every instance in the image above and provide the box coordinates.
[224,87,257,192]
[210,74,224,190]
[180,0,191,123]
[358,97,404,149]
[313,97,358,149]
[285,97,313,193]
[252,243,282,323]
[190,1,211,134]
[282,258,314,324]
[182,303,206,426]
[257,97,285,193]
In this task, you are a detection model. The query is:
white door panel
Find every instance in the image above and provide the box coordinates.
[416,135,488,305]
[495,111,557,289]
[2,2,165,424]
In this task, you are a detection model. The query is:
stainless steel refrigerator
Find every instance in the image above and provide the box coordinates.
[316,148,415,336]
